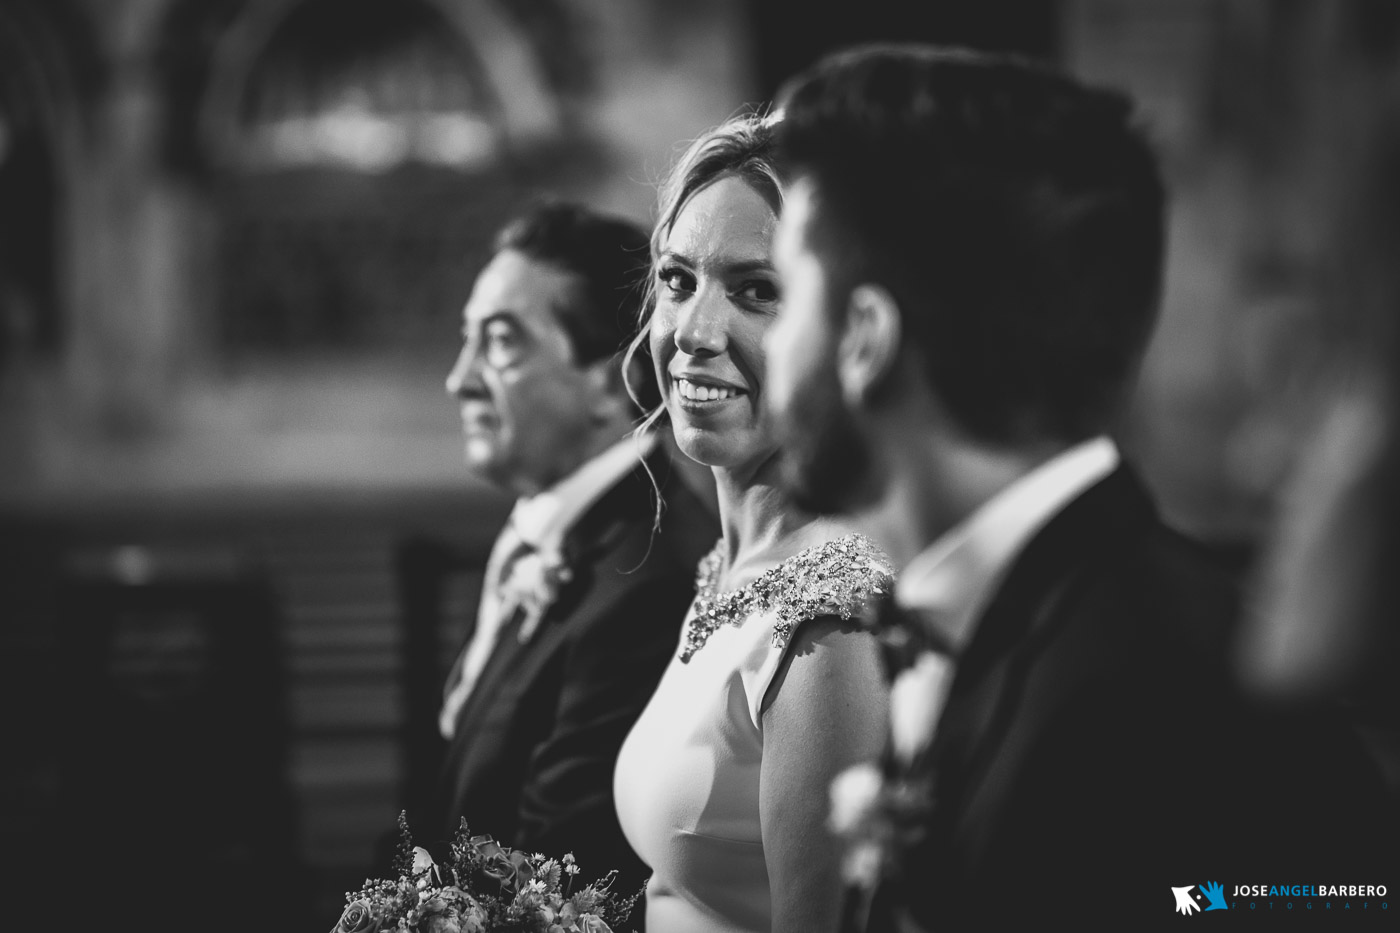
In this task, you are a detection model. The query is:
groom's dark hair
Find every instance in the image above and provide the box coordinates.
[774,45,1166,445]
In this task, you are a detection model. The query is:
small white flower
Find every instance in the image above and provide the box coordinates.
[828,762,884,836]
[840,839,885,889]
[412,845,440,888]
[888,650,954,764]
[412,846,436,873]
[501,549,574,643]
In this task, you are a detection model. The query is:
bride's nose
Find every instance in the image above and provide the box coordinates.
[674,288,728,358]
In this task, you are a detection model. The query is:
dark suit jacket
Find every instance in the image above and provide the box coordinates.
[429,450,716,891]
[866,467,1396,929]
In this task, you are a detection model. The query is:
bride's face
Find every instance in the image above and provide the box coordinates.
[650,175,782,475]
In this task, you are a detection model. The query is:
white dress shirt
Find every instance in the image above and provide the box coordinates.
[887,436,1120,762]
[438,431,657,739]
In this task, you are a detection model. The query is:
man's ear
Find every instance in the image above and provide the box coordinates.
[837,284,903,407]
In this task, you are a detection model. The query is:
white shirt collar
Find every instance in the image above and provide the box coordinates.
[895,436,1120,654]
[509,431,658,554]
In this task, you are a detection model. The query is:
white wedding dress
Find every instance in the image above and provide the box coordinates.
[614,534,892,933]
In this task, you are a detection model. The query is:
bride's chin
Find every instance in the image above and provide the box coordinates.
[672,425,776,476]
[671,426,726,467]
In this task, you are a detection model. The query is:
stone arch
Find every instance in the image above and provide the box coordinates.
[197,0,561,166]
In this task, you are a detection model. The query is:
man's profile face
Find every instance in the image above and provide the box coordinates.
[766,177,875,514]
[445,249,604,494]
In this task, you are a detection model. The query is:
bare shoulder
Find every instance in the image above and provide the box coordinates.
[763,612,887,724]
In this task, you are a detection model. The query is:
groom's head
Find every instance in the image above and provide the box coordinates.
[766,45,1165,515]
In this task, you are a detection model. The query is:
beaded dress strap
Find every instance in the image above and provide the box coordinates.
[678,533,894,662]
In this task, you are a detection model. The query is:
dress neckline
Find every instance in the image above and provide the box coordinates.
[678,533,893,663]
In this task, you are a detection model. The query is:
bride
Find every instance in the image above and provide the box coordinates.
[614,113,893,933]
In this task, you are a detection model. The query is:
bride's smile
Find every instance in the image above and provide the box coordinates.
[671,372,748,407]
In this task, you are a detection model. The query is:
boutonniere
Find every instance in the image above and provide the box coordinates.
[500,548,575,644]
[828,762,936,893]
[888,650,955,765]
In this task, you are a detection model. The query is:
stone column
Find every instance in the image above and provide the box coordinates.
[64,0,202,445]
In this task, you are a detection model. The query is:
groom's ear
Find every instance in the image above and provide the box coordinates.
[837,283,903,407]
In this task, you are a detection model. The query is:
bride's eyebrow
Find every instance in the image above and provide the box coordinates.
[719,259,776,276]
[657,250,694,268]
[660,250,775,277]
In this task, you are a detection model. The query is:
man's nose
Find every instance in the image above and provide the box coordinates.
[445,344,488,399]
[674,287,728,358]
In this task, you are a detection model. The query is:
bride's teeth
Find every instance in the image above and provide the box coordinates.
[676,378,738,402]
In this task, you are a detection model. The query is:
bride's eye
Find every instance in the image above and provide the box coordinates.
[658,266,696,297]
[736,279,780,304]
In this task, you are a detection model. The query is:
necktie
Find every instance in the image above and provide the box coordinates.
[438,522,533,739]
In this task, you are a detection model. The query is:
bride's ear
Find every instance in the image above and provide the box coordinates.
[838,284,902,407]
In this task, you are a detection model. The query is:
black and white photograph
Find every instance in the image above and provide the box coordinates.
[1,1,1396,930]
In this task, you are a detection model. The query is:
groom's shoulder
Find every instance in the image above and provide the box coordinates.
[1120,518,1241,630]
[1004,499,1246,723]
[1049,475,1242,649]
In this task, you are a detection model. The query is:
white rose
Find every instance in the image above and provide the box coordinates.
[828,761,884,836]
[888,650,954,764]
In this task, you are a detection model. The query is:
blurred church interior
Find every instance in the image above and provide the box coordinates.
[2,1,1397,929]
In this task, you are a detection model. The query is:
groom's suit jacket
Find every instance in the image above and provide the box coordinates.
[431,450,716,890]
[866,467,1395,929]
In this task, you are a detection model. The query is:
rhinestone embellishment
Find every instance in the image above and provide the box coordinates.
[678,533,894,663]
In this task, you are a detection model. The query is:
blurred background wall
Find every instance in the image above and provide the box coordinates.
[1,1,1396,929]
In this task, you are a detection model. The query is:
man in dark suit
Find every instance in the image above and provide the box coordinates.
[763,46,1396,926]
[433,202,716,891]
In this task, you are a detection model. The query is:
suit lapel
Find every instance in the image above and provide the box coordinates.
[542,451,666,624]
[922,468,1156,820]
[863,469,1162,926]
[450,451,666,733]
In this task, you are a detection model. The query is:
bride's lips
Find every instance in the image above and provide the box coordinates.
[670,373,748,413]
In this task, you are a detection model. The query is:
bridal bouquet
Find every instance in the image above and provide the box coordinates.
[331,813,639,933]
